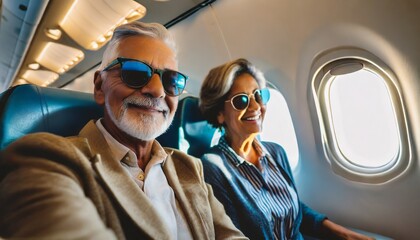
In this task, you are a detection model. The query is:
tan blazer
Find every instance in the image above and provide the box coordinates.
[0,120,246,240]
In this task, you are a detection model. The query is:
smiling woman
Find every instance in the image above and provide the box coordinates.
[198,58,377,240]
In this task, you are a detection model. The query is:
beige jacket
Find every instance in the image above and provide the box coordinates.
[0,120,246,240]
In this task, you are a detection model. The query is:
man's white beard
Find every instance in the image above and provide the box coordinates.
[106,95,173,141]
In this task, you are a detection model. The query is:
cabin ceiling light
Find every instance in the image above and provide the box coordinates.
[36,42,85,74]
[28,63,40,70]
[45,28,62,40]
[22,70,59,86]
[15,79,29,86]
[59,0,147,50]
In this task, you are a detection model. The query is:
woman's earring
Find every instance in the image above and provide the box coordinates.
[218,125,225,134]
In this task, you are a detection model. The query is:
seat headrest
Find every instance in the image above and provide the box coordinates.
[0,84,103,149]
[176,96,218,158]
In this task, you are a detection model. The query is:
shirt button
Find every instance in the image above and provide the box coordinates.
[137,173,144,181]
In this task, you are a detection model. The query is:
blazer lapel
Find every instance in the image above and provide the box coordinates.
[78,121,172,239]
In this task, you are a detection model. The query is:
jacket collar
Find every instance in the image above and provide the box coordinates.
[78,120,172,239]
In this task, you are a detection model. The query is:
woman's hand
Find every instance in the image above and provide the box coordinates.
[321,219,376,240]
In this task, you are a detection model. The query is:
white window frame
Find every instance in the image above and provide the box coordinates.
[310,48,411,183]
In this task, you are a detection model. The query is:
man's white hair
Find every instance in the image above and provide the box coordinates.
[99,21,177,70]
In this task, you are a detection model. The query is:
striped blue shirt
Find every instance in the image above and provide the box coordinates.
[218,136,299,240]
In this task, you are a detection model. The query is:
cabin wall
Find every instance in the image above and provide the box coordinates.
[170,0,420,239]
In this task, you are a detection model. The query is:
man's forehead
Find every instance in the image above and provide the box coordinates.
[115,36,177,69]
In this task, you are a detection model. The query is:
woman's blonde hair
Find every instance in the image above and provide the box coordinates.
[199,58,267,128]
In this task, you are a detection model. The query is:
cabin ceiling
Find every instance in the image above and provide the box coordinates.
[0,0,213,92]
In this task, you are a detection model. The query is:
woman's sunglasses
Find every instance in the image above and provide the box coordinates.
[225,88,271,111]
[102,57,188,96]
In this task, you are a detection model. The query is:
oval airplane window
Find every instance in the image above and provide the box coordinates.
[330,69,399,168]
[261,88,300,171]
[311,50,411,183]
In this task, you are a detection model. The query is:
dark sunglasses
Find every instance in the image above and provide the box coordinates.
[225,88,271,111]
[102,57,188,96]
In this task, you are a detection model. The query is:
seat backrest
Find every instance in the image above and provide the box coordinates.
[0,84,193,151]
[176,96,218,158]
[0,84,103,149]
[0,84,216,156]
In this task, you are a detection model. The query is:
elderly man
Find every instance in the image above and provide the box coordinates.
[0,21,246,240]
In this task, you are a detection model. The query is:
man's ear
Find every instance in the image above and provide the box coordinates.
[93,70,105,105]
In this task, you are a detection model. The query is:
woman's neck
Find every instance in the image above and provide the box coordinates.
[225,133,261,166]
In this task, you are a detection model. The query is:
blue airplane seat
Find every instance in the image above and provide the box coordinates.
[0,84,103,149]
[176,96,218,158]
[0,84,179,150]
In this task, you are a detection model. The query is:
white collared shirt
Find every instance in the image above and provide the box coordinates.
[96,119,193,240]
